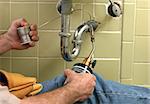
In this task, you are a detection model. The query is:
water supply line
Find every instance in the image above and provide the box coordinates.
[57,0,100,61]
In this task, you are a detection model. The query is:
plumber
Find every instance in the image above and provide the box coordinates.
[0,18,96,104]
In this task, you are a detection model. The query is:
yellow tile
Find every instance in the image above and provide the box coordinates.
[12,45,37,57]
[94,33,121,58]
[133,63,150,85]
[39,3,60,30]
[95,0,108,3]
[124,0,135,3]
[95,4,122,31]
[135,10,150,36]
[38,0,86,3]
[121,43,134,79]
[82,4,94,22]
[70,4,82,30]
[39,0,55,2]
[0,58,11,72]
[39,32,61,58]
[137,0,150,9]
[12,0,37,2]
[11,3,38,25]
[121,79,133,85]
[96,0,124,3]
[123,4,135,41]
[134,37,150,62]
[79,0,93,3]
[0,0,9,2]
[39,59,65,82]
[0,51,10,57]
[94,60,120,81]
[12,58,37,77]
[0,3,10,30]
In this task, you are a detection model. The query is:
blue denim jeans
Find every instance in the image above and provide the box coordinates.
[39,73,150,104]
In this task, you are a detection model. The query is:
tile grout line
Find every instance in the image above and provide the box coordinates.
[9,0,12,72]
[118,0,124,83]
[37,0,40,80]
[132,1,137,84]
[136,8,150,11]
[93,0,96,18]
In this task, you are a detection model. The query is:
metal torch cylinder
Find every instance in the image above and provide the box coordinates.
[17,26,31,44]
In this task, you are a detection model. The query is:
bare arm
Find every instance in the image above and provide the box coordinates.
[21,69,96,104]
[0,33,12,54]
[21,84,79,104]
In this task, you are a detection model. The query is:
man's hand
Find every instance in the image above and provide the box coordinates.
[4,18,38,50]
[64,69,96,102]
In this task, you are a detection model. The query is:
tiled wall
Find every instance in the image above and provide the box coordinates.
[121,0,150,86]
[0,0,149,86]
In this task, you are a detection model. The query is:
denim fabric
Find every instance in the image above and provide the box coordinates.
[39,73,150,104]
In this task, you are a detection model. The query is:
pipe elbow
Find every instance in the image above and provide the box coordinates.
[60,20,99,61]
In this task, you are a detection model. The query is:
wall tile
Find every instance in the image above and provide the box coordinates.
[12,58,37,77]
[11,3,38,25]
[81,0,93,3]
[39,3,60,30]
[134,37,150,62]
[122,4,135,41]
[95,4,122,31]
[133,63,150,85]
[70,4,82,30]
[121,43,133,79]
[95,33,121,58]
[135,10,150,36]
[121,79,133,85]
[94,60,120,81]
[12,45,37,57]
[0,0,10,2]
[82,4,94,22]
[124,0,135,3]
[136,0,150,9]
[0,58,11,72]
[38,0,83,3]
[39,32,61,58]
[96,0,122,3]
[0,51,10,57]
[39,0,57,2]
[11,0,37,2]
[0,3,10,30]
[39,58,65,82]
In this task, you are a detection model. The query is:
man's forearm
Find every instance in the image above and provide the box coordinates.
[21,84,79,104]
[0,33,12,54]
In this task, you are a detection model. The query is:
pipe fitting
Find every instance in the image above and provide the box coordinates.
[60,20,100,61]
[57,0,100,61]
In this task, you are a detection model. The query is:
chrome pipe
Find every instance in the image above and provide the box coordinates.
[57,0,99,61]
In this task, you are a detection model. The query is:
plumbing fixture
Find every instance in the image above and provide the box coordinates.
[107,0,122,17]
[57,0,100,61]
[72,25,97,74]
